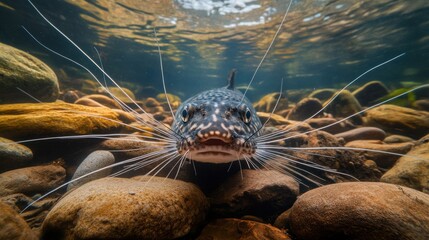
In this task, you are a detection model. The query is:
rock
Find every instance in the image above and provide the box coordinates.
[254,92,288,113]
[334,127,386,142]
[412,99,429,111]
[99,87,138,104]
[60,90,82,103]
[156,93,182,109]
[345,140,413,168]
[273,209,291,229]
[1,193,59,230]
[197,218,291,240]
[0,201,38,240]
[0,42,59,103]
[323,90,362,123]
[74,97,106,108]
[286,98,323,121]
[97,135,160,161]
[289,182,429,240]
[0,165,65,197]
[0,102,123,140]
[67,150,115,191]
[352,81,389,106]
[307,88,336,102]
[0,137,33,172]
[79,94,121,109]
[42,177,209,240]
[281,131,372,181]
[209,170,299,219]
[384,134,415,143]
[363,104,429,139]
[381,134,429,192]
[257,112,291,125]
[307,117,355,134]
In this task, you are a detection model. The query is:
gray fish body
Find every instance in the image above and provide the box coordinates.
[172,82,262,163]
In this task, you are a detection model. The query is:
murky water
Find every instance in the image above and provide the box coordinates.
[1,0,428,99]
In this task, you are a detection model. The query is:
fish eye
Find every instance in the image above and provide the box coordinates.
[181,106,190,123]
[242,107,252,124]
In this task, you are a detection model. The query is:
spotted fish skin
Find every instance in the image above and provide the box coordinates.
[172,84,262,163]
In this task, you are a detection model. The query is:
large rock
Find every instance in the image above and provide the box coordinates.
[0,165,65,197]
[209,170,299,219]
[323,90,362,123]
[0,201,38,240]
[0,42,59,103]
[42,176,209,240]
[352,81,389,106]
[0,102,124,140]
[363,104,429,139]
[345,140,413,168]
[0,137,33,172]
[289,182,429,240]
[67,150,115,191]
[381,134,429,193]
[197,218,291,240]
[334,127,386,143]
[286,98,323,121]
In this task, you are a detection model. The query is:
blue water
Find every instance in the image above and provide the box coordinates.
[1,0,428,101]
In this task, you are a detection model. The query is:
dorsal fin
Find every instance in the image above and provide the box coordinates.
[226,69,237,90]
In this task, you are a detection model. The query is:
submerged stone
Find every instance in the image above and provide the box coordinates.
[381,134,429,193]
[363,104,429,139]
[0,164,65,197]
[289,182,429,240]
[352,80,389,106]
[197,218,291,240]
[42,176,209,240]
[209,169,299,219]
[0,137,33,172]
[67,150,115,191]
[0,201,38,240]
[0,102,123,140]
[0,42,59,103]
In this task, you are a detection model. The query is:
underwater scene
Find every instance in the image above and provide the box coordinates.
[0,0,428,239]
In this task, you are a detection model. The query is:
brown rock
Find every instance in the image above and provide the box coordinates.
[98,135,161,161]
[345,140,413,168]
[0,137,33,172]
[363,104,429,139]
[156,93,182,109]
[383,134,415,143]
[323,90,362,123]
[0,201,38,240]
[412,99,429,111]
[287,98,323,121]
[210,170,299,219]
[352,81,389,106]
[0,102,123,140]
[0,165,65,197]
[257,112,291,125]
[307,88,336,102]
[42,177,209,240]
[334,127,386,142]
[197,218,291,240]
[80,94,121,109]
[74,97,106,108]
[381,134,429,193]
[254,92,288,113]
[289,182,429,240]
[307,117,355,134]
[0,42,59,103]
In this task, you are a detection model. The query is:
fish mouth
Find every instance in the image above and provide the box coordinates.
[181,137,254,163]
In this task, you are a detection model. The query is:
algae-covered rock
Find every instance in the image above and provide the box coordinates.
[0,42,59,103]
[0,102,123,140]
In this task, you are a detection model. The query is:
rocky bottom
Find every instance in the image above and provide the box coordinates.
[1,42,429,239]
